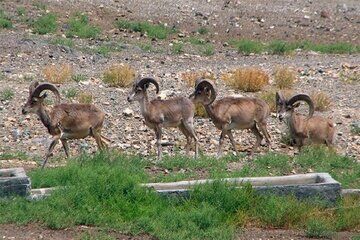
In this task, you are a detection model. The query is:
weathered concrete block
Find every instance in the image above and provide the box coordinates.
[143,173,341,205]
[0,168,31,197]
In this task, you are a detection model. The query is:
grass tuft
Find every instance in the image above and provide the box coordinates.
[305,219,334,238]
[43,64,73,84]
[77,92,93,104]
[181,70,215,87]
[32,13,57,34]
[197,27,209,35]
[66,13,100,39]
[310,91,332,112]
[50,37,74,48]
[273,66,297,89]
[222,67,269,92]
[115,19,173,39]
[171,42,184,54]
[103,64,136,87]
[232,39,263,55]
[71,74,87,83]
[0,88,14,101]
[0,9,12,29]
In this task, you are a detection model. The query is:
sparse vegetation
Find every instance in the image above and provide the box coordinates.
[310,91,332,111]
[115,19,173,39]
[199,43,215,56]
[0,88,14,101]
[181,70,215,87]
[103,64,136,87]
[340,69,360,84]
[138,42,153,52]
[258,89,293,112]
[197,27,209,35]
[66,13,100,39]
[273,66,297,89]
[305,219,334,238]
[188,37,205,45]
[16,7,26,16]
[63,88,78,99]
[32,13,57,34]
[43,64,73,84]
[77,92,93,104]
[33,1,47,10]
[350,121,360,135]
[231,39,263,55]
[71,74,87,83]
[172,42,184,54]
[0,9,12,29]
[268,40,292,55]
[222,67,269,92]
[50,37,74,48]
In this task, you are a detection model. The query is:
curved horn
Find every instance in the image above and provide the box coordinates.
[287,94,314,117]
[276,91,285,104]
[137,77,159,94]
[29,81,39,95]
[195,79,217,105]
[31,83,61,104]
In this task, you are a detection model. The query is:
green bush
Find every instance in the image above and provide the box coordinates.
[305,219,334,238]
[232,39,263,55]
[0,10,12,29]
[115,19,172,39]
[172,43,184,54]
[66,14,100,39]
[0,88,14,101]
[32,13,57,34]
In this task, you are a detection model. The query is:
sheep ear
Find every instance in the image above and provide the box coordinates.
[143,83,149,89]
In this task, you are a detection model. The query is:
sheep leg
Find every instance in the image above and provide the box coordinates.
[182,120,198,159]
[42,136,60,169]
[179,124,191,155]
[61,139,70,158]
[155,126,163,161]
[257,122,271,150]
[217,130,227,158]
[227,130,238,155]
[250,125,263,155]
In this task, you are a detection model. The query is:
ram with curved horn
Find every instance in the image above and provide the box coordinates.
[22,82,109,168]
[190,79,271,157]
[127,77,198,160]
[276,92,335,149]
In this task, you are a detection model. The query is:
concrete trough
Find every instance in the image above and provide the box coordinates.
[143,173,342,204]
[0,168,31,197]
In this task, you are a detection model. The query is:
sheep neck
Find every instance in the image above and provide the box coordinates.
[204,104,216,120]
[37,106,53,134]
[139,92,150,118]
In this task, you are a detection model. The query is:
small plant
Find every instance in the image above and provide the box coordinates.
[66,13,100,39]
[339,69,359,84]
[268,40,292,55]
[189,37,205,45]
[305,219,334,238]
[16,7,26,16]
[0,88,14,101]
[33,1,47,10]
[103,64,136,87]
[71,74,87,83]
[172,42,184,54]
[194,103,207,118]
[232,39,263,55]
[258,89,293,112]
[43,64,73,84]
[222,67,269,92]
[181,70,216,87]
[63,88,78,99]
[138,43,153,52]
[200,44,214,56]
[115,19,173,39]
[32,13,57,34]
[77,92,93,104]
[0,10,12,29]
[350,121,360,135]
[197,27,209,35]
[273,66,296,89]
[310,91,332,112]
[50,37,74,48]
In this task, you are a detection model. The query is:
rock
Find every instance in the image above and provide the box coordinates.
[320,10,330,18]
[123,108,134,117]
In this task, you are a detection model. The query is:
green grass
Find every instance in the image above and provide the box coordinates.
[62,88,78,99]
[230,39,360,55]
[32,13,57,34]
[115,19,173,39]
[188,37,206,45]
[0,147,359,239]
[0,88,14,101]
[197,27,209,35]
[16,7,26,16]
[66,13,100,39]
[351,121,360,135]
[0,9,12,29]
[33,1,47,10]
[172,42,184,54]
[72,74,87,82]
[50,37,74,48]
[199,43,215,56]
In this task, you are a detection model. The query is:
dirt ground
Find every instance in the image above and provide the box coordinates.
[0,0,359,239]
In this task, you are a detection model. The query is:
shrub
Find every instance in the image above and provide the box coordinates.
[0,88,14,101]
[273,66,296,89]
[350,121,360,135]
[115,19,172,39]
[189,37,205,45]
[66,14,100,39]
[194,103,207,118]
[0,10,12,29]
[232,39,263,55]
[222,67,269,92]
[63,88,78,99]
[197,27,209,35]
[172,42,184,54]
[77,92,93,104]
[43,64,73,84]
[339,69,360,84]
[32,13,57,34]
[16,7,26,16]
[71,74,87,83]
[258,89,293,113]
[103,64,135,87]
[181,70,216,87]
[310,91,332,112]
[305,219,334,238]
[50,38,74,48]
[312,42,357,54]
[200,44,214,56]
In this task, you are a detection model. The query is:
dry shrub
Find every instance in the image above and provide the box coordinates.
[77,92,93,104]
[221,67,269,92]
[194,103,207,118]
[274,66,297,89]
[339,69,359,84]
[181,71,215,87]
[258,88,294,112]
[103,64,136,87]
[310,91,332,112]
[43,64,73,84]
